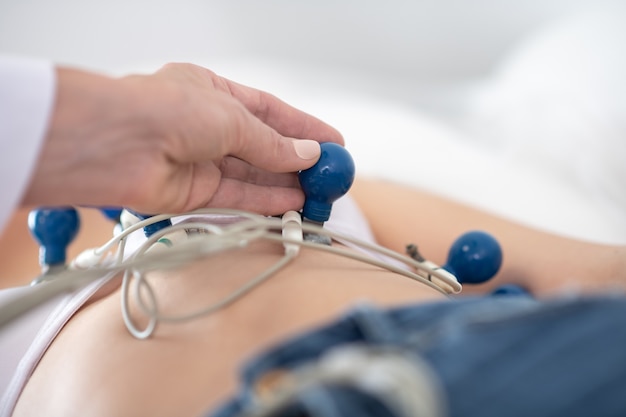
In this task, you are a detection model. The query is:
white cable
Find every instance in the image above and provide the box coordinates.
[120,220,297,339]
[1,208,463,338]
[117,211,458,339]
[263,235,451,295]
[72,207,458,289]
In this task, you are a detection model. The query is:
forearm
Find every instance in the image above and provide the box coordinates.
[351,178,626,296]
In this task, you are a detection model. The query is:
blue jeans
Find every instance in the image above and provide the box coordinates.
[208,295,626,417]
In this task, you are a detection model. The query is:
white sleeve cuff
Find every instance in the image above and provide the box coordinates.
[0,56,56,236]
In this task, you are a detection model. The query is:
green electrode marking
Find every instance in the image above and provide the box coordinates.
[157,238,173,247]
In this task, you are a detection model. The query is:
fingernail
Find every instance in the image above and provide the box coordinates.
[293,140,320,160]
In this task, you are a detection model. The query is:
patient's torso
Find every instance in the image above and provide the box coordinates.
[12,197,447,417]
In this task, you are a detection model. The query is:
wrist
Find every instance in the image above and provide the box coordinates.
[50,67,137,140]
[22,67,144,207]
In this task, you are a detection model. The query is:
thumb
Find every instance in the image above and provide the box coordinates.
[230,114,324,173]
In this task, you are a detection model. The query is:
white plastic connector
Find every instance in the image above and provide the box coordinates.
[416,260,461,294]
[113,223,124,237]
[71,248,105,269]
[120,209,141,230]
[281,211,303,256]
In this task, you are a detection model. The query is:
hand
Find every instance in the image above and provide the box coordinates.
[23,63,344,215]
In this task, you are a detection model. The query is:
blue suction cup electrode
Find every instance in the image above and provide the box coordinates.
[298,142,355,223]
[443,230,503,284]
[127,210,172,238]
[492,284,531,297]
[28,207,80,269]
[99,207,123,223]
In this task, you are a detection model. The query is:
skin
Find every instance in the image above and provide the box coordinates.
[1,62,342,288]
[21,63,344,215]
[350,179,626,296]
[12,180,626,417]
[6,62,626,417]
[12,241,446,417]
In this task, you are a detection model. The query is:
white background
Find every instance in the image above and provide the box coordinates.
[1,0,624,243]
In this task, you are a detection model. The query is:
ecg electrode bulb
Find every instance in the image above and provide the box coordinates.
[126,210,188,252]
[492,284,530,297]
[28,207,80,271]
[298,142,355,223]
[127,210,173,238]
[99,207,123,223]
[443,230,503,284]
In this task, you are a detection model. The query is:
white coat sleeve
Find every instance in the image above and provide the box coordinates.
[0,56,56,236]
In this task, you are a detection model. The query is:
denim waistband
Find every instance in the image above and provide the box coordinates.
[209,294,626,417]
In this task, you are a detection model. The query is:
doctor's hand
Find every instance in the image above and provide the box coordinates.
[22,63,344,215]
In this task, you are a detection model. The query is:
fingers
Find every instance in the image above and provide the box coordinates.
[171,96,323,175]
[151,63,343,174]
[202,178,306,216]
[218,157,301,188]
[137,63,346,214]
[219,77,345,146]
[155,63,343,145]
[171,159,304,214]
[224,105,325,174]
